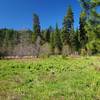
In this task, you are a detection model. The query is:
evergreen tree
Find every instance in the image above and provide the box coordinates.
[74,28,81,52]
[43,26,53,43]
[69,27,76,52]
[79,11,88,49]
[50,32,55,54]
[62,16,69,44]
[62,6,74,45]
[32,14,41,57]
[32,14,41,43]
[66,6,74,33]
[44,29,50,42]
[54,24,62,54]
[62,6,74,54]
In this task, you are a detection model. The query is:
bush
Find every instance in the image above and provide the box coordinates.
[0,52,7,59]
[86,40,100,55]
[81,49,87,56]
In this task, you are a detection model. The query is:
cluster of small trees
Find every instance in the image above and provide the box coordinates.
[0,0,99,57]
[0,29,33,57]
[0,29,18,56]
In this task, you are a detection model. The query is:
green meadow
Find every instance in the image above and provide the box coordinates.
[0,56,100,100]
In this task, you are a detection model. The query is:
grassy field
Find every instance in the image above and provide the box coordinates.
[0,56,100,100]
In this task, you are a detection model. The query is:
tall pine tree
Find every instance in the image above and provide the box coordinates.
[50,32,55,54]
[54,24,62,54]
[32,14,41,57]
[62,6,74,54]
[32,14,41,43]
[79,11,88,49]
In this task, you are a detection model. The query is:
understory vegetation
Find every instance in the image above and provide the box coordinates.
[0,56,100,99]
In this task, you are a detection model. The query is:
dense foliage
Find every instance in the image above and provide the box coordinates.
[79,0,100,55]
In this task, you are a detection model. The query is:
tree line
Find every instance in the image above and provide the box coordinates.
[0,0,100,58]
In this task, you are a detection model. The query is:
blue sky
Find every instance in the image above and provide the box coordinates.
[0,0,82,30]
